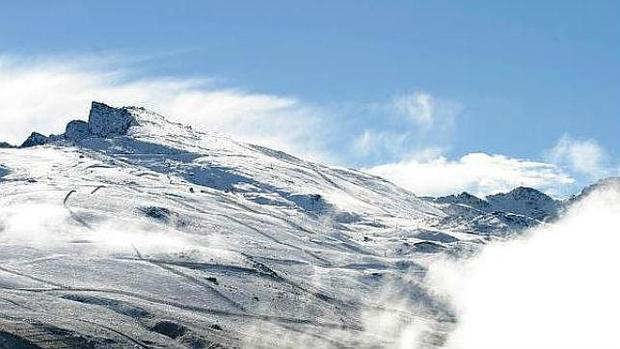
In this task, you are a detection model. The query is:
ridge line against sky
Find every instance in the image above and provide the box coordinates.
[0,53,617,198]
[1,1,619,197]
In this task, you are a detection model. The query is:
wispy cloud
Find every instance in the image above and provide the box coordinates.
[546,134,612,178]
[353,130,411,158]
[351,91,461,164]
[0,54,334,162]
[0,54,467,170]
[392,92,435,128]
[392,92,461,130]
[2,53,597,199]
[365,151,574,197]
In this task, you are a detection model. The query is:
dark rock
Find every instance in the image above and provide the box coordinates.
[486,186,559,221]
[413,230,459,243]
[413,241,445,253]
[65,120,91,141]
[209,324,223,331]
[287,193,331,214]
[138,206,173,223]
[0,331,42,349]
[61,294,150,319]
[88,102,136,137]
[20,132,49,148]
[434,192,491,211]
[150,320,187,339]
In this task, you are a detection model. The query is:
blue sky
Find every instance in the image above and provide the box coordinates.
[1,1,618,196]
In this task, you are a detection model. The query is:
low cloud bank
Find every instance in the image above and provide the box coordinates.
[366,152,575,198]
[0,203,193,255]
[423,185,620,349]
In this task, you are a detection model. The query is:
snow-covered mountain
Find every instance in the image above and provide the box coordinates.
[0,102,576,348]
[427,187,561,236]
[569,177,620,203]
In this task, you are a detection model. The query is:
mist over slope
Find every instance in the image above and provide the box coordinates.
[0,102,600,348]
[427,181,620,349]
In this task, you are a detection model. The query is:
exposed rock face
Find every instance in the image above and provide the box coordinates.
[434,192,491,211]
[487,186,559,221]
[16,102,139,147]
[20,132,49,148]
[434,187,559,220]
[88,102,136,137]
[65,120,91,141]
[0,142,14,148]
[0,165,8,179]
[431,186,562,235]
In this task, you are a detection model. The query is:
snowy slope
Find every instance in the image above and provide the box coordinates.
[0,102,555,348]
[428,187,561,236]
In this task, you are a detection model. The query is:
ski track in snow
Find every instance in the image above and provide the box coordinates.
[0,102,562,348]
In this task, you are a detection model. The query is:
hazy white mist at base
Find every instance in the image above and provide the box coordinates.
[425,188,620,349]
[0,203,194,255]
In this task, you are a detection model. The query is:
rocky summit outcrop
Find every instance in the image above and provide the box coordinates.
[64,120,91,141]
[18,102,139,147]
[20,132,50,148]
[430,186,562,235]
[486,186,560,221]
[87,101,136,138]
[433,192,491,211]
[434,187,560,220]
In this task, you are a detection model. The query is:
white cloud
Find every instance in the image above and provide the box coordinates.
[426,185,620,349]
[390,92,461,131]
[365,152,574,197]
[0,55,467,168]
[353,130,410,158]
[0,54,332,162]
[547,134,609,178]
[351,92,461,160]
[392,92,435,127]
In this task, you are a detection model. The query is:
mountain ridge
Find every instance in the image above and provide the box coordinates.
[0,101,614,348]
[7,101,571,212]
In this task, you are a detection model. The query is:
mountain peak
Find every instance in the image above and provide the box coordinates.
[87,101,138,138]
[0,141,15,149]
[20,132,50,148]
[486,186,559,221]
[434,191,490,211]
[17,101,143,147]
[431,186,560,229]
[488,186,553,202]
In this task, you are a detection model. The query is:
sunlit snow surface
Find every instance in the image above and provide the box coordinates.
[0,106,548,348]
